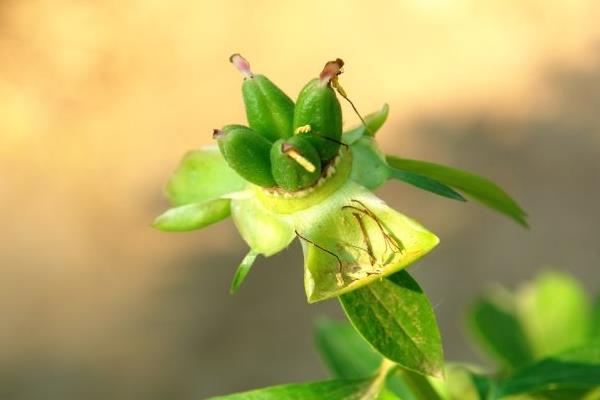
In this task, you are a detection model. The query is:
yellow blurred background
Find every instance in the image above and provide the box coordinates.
[1,1,600,398]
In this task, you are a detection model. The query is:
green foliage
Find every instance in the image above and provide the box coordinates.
[498,341,600,398]
[340,270,444,378]
[388,169,466,201]
[468,292,535,369]
[207,378,378,400]
[385,156,528,226]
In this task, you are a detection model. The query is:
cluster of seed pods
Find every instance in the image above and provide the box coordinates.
[213,54,344,193]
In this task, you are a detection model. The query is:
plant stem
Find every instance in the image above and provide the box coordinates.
[359,358,397,400]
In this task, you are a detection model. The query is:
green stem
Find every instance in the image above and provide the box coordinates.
[359,358,397,400]
[396,367,443,400]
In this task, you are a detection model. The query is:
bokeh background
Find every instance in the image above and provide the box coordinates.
[1,1,600,398]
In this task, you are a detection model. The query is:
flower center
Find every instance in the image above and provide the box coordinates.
[253,147,352,214]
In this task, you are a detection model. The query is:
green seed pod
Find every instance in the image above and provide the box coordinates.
[230,54,294,142]
[213,125,276,188]
[270,135,322,192]
[292,59,343,161]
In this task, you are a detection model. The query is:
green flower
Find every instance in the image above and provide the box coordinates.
[154,55,527,303]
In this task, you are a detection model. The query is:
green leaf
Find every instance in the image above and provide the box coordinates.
[340,270,444,378]
[498,341,600,397]
[517,271,591,359]
[314,318,383,379]
[207,379,372,400]
[589,294,600,339]
[385,156,527,226]
[388,169,466,201]
[467,293,535,370]
[230,250,259,294]
[153,198,231,231]
[166,146,247,206]
[343,104,389,144]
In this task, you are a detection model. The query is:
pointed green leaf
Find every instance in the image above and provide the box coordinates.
[517,271,591,359]
[388,169,466,201]
[207,378,379,400]
[343,104,390,144]
[153,198,231,231]
[498,341,600,397]
[230,250,259,294]
[467,293,534,370]
[340,270,444,378]
[385,156,527,226]
[166,146,247,206]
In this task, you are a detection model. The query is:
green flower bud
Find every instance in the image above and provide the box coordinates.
[230,54,294,142]
[270,136,322,192]
[292,59,343,161]
[213,125,276,188]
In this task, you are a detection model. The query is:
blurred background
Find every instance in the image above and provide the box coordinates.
[1,0,600,398]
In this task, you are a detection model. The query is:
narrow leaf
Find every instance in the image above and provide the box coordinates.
[388,168,466,201]
[385,156,527,226]
[498,341,600,397]
[340,270,444,378]
[467,294,534,370]
[153,198,231,231]
[230,250,259,294]
[343,104,390,144]
[207,378,374,400]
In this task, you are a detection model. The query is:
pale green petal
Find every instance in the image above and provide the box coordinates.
[293,181,439,303]
[153,198,231,232]
[349,137,390,190]
[166,145,247,206]
[230,194,295,257]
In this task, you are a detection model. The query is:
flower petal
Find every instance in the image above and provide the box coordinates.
[231,194,295,256]
[166,145,247,206]
[293,181,439,303]
[153,198,231,232]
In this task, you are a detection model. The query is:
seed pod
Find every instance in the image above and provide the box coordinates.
[270,135,321,192]
[292,59,343,161]
[230,54,294,142]
[213,125,276,188]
